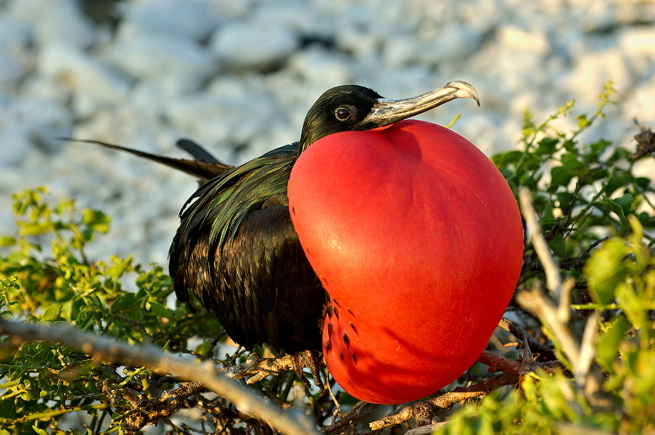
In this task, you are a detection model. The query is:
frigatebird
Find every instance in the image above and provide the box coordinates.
[76,80,479,385]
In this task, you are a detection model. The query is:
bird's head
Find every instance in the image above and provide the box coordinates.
[299,80,480,151]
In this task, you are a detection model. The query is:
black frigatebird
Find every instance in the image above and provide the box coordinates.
[76,80,479,385]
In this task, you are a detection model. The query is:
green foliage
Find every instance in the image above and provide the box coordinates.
[0,188,221,434]
[495,82,653,283]
[439,216,655,434]
[438,82,655,434]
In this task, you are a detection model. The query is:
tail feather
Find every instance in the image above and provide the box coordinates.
[61,138,234,184]
[176,138,222,164]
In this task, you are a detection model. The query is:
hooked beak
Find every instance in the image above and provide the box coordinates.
[357,80,479,129]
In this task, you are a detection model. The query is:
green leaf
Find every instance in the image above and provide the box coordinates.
[585,238,631,305]
[614,193,634,215]
[41,304,61,322]
[589,139,611,158]
[0,237,16,247]
[576,113,590,129]
[535,137,559,155]
[550,166,574,188]
[82,209,110,234]
[603,197,630,231]
[146,302,173,320]
[560,152,587,175]
[492,150,524,166]
[596,315,630,371]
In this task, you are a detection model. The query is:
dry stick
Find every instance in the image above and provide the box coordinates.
[516,289,581,368]
[498,318,557,361]
[477,350,522,374]
[0,319,320,435]
[519,187,562,297]
[517,187,602,399]
[368,373,517,431]
[222,353,295,384]
[517,188,581,364]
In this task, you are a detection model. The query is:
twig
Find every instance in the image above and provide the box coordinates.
[368,373,517,431]
[498,318,557,361]
[0,318,320,435]
[476,350,521,374]
[404,421,449,434]
[221,352,294,384]
[322,402,374,435]
[516,187,604,403]
[519,188,562,296]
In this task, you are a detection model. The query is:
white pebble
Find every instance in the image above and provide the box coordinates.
[0,124,35,168]
[11,0,97,48]
[39,42,131,105]
[498,25,550,54]
[210,21,298,70]
[0,50,25,87]
[567,48,633,102]
[107,33,216,80]
[620,27,655,57]
[119,0,217,41]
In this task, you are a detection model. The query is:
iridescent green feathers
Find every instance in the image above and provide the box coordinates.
[179,143,299,255]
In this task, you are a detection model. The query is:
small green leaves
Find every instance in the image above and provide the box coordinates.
[0,188,224,434]
[584,236,632,305]
[440,82,654,435]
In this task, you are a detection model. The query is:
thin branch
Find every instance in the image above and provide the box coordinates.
[498,318,557,362]
[519,187,562,297]
[516,187,605,406]
[405,421,449,434]
[368,373,517,431]
[0,318,320,435]
[221,352,295,384]
[476,350,521,374]
[516,275,581,369]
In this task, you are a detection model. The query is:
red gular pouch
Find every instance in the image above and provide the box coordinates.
[288,119,523,404]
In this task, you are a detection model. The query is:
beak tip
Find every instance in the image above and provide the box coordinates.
[444,80,480,107]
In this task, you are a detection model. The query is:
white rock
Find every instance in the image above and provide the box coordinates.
[623,76,655,122]
[210,21,298,70]
[427,25,483,63]
[0,16,31,50]
[288,48,351,85]
[166,84,276,152]
[0,50,25,87]
[251,1,319,35]
[129,75,203,115]
[119,0,217,41]
[20,75,70,104]
[0,96,73,156]
[498,25,550,54]
[107,33,216,80]
[10,0,97,48]
[382,25,482,67]
[39,42,132,105]
[567,48,633,102]
[620,27,655,57]
[0,17,31,89]
[0,124,35,168]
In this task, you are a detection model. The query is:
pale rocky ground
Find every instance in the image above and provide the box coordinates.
[1,0,654,266]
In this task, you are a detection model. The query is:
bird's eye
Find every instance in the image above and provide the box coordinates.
[335,106,355,122]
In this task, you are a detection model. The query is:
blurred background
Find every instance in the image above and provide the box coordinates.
[0,0,654,265]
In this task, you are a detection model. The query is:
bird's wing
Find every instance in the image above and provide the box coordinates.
[169,142,325,352]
